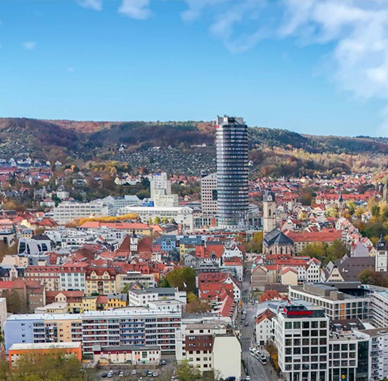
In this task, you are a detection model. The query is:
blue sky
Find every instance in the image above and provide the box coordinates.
[1,0,388,136]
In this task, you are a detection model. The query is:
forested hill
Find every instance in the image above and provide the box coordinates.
[1,117,387,177]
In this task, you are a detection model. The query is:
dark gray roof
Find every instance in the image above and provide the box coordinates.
[263,228,294,246]
[263,190,276,202]
[338,256,376,282]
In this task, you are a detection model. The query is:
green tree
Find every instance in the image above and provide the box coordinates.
[246,231,263,253]
[166,267,196,293]
[298,242,327,261]
[154,216,161,224]
[325,239,348,263]
[176,360,201,381]
[158,277,171,288]
[358,269,388,287]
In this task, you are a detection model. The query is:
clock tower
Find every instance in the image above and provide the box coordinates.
[263,190,276,237]
[376,235,388,272]
[130,230,138,253]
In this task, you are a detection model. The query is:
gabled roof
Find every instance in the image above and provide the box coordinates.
[264,229,294,246]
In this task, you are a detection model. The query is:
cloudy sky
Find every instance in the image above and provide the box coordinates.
[1,0,388,136]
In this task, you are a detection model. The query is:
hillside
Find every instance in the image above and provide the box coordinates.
[1,117,388,176]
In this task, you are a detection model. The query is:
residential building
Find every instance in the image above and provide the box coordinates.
[128,288,187,307]
[255,308,276,346]
[176,319,241,378]
[24,266,61,292]
[4,314,83,352]
[81,308,181,355]
[59,263,88,292]
[85,267,118,295]
[118,271,156,289]
[107,293,128,309]
[35,302,69,314]
[216,115,248,229]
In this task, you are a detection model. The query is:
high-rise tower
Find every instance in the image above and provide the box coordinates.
[216,115,248,229]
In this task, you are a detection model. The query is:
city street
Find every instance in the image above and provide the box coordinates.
[240,272,278,381]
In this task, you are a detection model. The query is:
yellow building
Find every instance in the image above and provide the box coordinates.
[82,296,97,312]
[107,293,127,309]
[85,268,118,295]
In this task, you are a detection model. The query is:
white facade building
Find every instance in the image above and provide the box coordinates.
[117,206,194,231]
[53,201,111,225]
[128,288,186,307]
[150,173,178,207]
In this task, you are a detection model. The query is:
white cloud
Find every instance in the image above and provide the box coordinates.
[279,0,388,135]
[22,41,37,50]
[77,0,103,11]
[118,0,152,20]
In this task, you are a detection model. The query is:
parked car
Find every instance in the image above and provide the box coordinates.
[107,371,114,378]
[119,371,124,377]
[101,373,108,378]
[153,372,159,377]
[160,360,167,366]
[131,370,137,376]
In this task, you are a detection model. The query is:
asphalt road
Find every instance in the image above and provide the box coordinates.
[240,273,278,381]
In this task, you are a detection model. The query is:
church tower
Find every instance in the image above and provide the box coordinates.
[130,230,138,253]
[376,235,388,272]
[263,190,276,237]
[383,180,388,202]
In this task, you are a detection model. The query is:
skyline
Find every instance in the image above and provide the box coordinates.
[1,0,388,136]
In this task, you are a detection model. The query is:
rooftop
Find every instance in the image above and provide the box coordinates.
[9,342,82,351]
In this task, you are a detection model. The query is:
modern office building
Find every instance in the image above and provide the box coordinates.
[289,282,371,321]
[215,115,248,229]
[273,305,330,381]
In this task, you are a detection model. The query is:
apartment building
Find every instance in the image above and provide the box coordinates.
[81,308,181,355]
[370,289,388,327]
[289,283,371,321]
[53,201,111,225]
[24,266,61,292]
[176,318,241,379]
[118,271,156,289]
[85,267,119,295]
[4,314,82,353]
[128,288,187,307]
[59,263,88,292]
[150,172,178,208]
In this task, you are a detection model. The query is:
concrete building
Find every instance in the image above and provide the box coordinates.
[289,282,371,321]
[127,288,186,307]
[53,201,111,225]
[176,319,241,379]
[81,308,181,355]
[216,115,248,229]
[150,172,178,207]
[117,206,194,231]
[201,173,217,216]
[4,314,83,353]
[118,271,156,289]
[35,302,69,314]
[273,305,330,381]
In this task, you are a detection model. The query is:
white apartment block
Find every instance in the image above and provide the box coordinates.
[101,195,141,215]
[289,283,370,321]
[201,173,217,215]
[117,206,194,231]
[53,201,111,225]
[59,271,86,292]
[176,320,241,379]
[128,288,187,307]
[370,289,388,327]
[81,308,181,355]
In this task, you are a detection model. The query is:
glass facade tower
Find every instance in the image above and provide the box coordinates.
[216,115,248,229]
